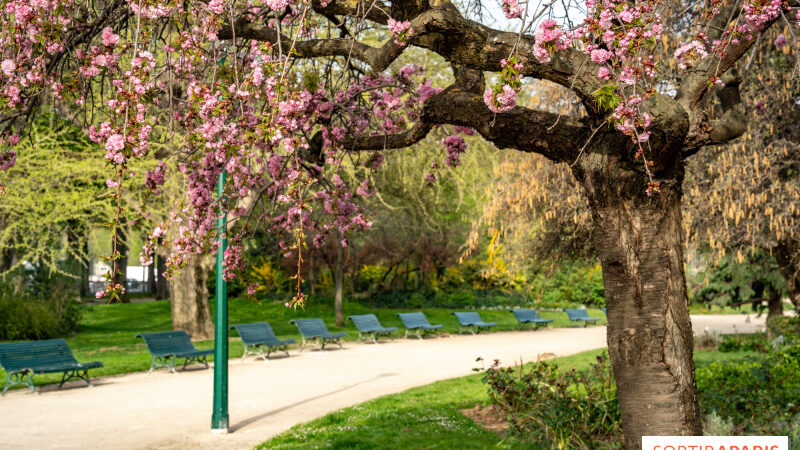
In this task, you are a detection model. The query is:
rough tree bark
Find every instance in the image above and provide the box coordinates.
[572,134,701,447]
[169,255,214,339]
[418,64,708,444]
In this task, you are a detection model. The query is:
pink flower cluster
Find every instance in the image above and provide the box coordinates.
[501,0,522,19]
[533,20,569,64]
[674,40,709,70]
[483,57,524,113]
[442,135,468,167]
[387,18,413,46]
[484,84,517,113]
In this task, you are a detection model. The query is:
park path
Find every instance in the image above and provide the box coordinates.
[0,314,766,449]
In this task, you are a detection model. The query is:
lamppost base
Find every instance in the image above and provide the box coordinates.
[211,424,229,435]
[211,415,229,434]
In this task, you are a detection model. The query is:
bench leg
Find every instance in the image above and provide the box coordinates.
[3,371,35,396]
[58,369,93,389]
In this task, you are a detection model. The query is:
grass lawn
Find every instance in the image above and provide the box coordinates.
[1,296,607,389]
[259,348,758,449]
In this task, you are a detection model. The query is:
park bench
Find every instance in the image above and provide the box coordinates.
[453,311,497,334]
[0,339,103,395]
[230,322,295,360]
[289,318,347,351]
[347,314,398,343]
[396,312,443,338]
[510,309,553,330]
[565,308,601,327]
[135,330,213,373]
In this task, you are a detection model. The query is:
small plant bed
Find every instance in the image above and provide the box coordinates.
[0,296,605,390]
[260,347,800,449]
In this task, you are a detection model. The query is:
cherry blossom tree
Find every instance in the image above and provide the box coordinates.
[0,0,799,445]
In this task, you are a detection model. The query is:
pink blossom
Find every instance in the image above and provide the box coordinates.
[1,59,15,76]
[590,49,613,64]
[387,18,413,46]
[105,134,125,152]
[208,0,224,14]
[774,34,787,49]
[101,27,119,46]
[618,9,633,23]
[501,0,522,19]
[483,85,517,113]
[0,150,16,171]
[265,0,289,10]
[597,67,611,80]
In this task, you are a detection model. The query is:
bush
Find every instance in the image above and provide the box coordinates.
[717,334,769,353]
[695,344,800,433]
[766,316,800,341]
[531,262,605,308]
[0,283,83,340]
[480,354,621,448]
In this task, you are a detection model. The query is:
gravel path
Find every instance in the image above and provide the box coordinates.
[0,314,766,449]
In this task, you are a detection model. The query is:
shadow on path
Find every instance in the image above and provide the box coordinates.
[229,372,399,432]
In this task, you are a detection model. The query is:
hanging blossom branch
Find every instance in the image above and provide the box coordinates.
[0,0,797,302]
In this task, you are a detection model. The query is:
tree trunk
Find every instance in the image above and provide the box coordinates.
[66,222,89,298]
[308,251,316,295]
[766,287,783,320]
[169,255,213,339]
[334,238,345,327]
[147,258,156,295]
[773,243,800,311]
[155,238,169,300]
[113,225,129,302]
[573,139,702,447]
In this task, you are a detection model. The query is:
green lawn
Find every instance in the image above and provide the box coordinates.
[1,297,607,389]
[259,349,745,449]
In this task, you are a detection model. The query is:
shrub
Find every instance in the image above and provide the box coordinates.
[480,354,621,448]
[717,334,769,353]
[695,344,800,433]
[0,281,83,340]
[766,316,800,341]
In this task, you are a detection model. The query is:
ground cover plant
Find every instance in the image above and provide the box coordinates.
[0,297,605,390]
[259,348,780,449]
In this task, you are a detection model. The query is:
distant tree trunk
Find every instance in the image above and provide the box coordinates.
[147,259,156,294]
[766,287,784,320]
[112,224,129,302]
[66,221,89,298]
[334,239,344,327]
[155,238,169,300]
[774,243,800,311]
[573,136,702,447]
[308,251,316,295]
[169,255,213,339]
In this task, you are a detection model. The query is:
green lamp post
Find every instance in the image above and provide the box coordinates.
[211,170,229,433]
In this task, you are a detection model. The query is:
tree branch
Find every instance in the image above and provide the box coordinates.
[421,84,589,163]
[684,69,747,154]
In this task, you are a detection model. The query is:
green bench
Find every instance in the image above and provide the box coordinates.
[290,318,347,351]
[453,311,496,334]
[230,322,295,359]
[396,312,443,338]
[510,309,553,330]
[347,314,398,343]
[136,330,214,373]
[565,308,601,327]
[0,339,103,395]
